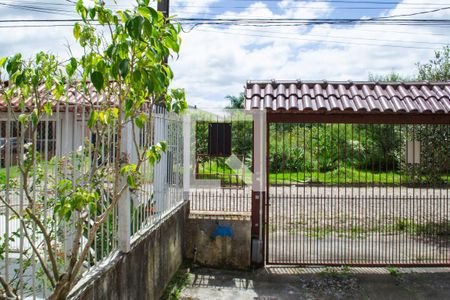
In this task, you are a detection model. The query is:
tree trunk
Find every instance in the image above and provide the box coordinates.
[48,277,72,300]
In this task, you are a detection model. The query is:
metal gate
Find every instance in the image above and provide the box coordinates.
[189,110,253,214]
[265,121,450,266]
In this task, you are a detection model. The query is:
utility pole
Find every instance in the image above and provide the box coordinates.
[157,0,170,18]
[155,0,170,212]
[158,0,169,65]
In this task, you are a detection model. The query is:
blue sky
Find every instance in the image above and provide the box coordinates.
[0,0,449,108]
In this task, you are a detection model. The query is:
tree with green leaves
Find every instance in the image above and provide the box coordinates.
[368,71,411,82]
[0,0,186,299]
[414,46,449,183]
[225,93,244,109]
[369,45,450,184]
[370,46,450,82]
[417,46,450,81]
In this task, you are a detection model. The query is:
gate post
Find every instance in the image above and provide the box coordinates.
[154,106,168,214]
[251,110,266,266]
[118,119,134,253]
[183,114,191,201]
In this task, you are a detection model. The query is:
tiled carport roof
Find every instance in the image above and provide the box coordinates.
[245,80,450,114]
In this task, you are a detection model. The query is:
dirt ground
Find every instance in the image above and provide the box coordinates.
[180,267,450,300]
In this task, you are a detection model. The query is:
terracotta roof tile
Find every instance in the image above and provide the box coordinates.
[245,80,450,114]
[0,82,117,112]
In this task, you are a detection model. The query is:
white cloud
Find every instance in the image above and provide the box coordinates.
[0,0,137,59]
[170,0,450,107]
[171,0,221,18]
[277,0,333,19]
[0,0,448,108]
[83,0,97,10]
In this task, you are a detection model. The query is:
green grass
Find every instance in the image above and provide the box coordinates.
[319,266,352,279]
[393,218,450,236]
[197,164,450,185]
[0,165,20,182]
[286,218,450,240]
[0,162,58,185]
[196,162,251,185]
[289,224,383,239]
[268,168,406,185]
[161,264,191,300]
[386,266,400,277]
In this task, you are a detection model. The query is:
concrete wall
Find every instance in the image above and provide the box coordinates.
[185,215,251,270]
[69,201,189,300]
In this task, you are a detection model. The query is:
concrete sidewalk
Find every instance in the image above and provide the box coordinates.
[180,267,450,300]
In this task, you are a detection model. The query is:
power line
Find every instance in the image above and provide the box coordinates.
[225,25,450,45]
[0,5,448,29]
[0,24,74,28]
[0,18,448,28]
[329,24,449,36]
[2,1,449,15]
[208,25,449,46]
[1,0,448,19]
[172,6,450,11]
[180,0,450,4]
[1,19,448,40]
[195,28,440,50]
[371,5,450,19]
[9,0,450,5]
[178,19,450,27]
[1,17,448,23]
[171,4,450,10]
[0,1,133,16]
[178,5,450,22]
[0,19,83,23]
[0,2,74,15]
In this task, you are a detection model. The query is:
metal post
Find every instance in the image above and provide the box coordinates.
[4,110,11,282]
[183,114,191,201]
[156,0,170,211]
[251,110,266,265]
[118,119,133,253]
[157,0,170,18]
[154,107,168,214]
[63,106,75,260]
[158,0,170,66]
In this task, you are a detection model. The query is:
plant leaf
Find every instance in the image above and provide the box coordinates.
[137,6,151,19]
[119,59,130,78]
[0,57,6,67]
[88,110,98,128]
[90,71,104,92]
[43,102,53,116]
[73,22,82,40]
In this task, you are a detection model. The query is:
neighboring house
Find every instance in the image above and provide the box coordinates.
[0,81,177,212]
[0,83,110,167]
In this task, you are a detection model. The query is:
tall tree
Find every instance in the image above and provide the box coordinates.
[368,71,411,82]
[417,46,450,81]
[369,45,450,184]
[225,93,244,109]
[0,0,185,299]
[370,45,450,81]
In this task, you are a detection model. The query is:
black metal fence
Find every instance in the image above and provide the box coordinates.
[189,110,253,213]
[266,122,450,266]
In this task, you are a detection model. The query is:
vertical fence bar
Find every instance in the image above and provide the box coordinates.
[4,111,11,285]
[118,118,132,253]
[251,110,266,265]
[18,111,25,298]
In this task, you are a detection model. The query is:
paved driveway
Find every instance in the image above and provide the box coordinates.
[180,267,450,300]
